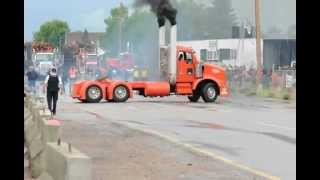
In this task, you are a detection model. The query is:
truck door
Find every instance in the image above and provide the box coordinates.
[176,51,194,82]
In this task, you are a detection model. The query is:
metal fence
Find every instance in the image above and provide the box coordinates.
[272,69,296,89]
[226,66,296,93]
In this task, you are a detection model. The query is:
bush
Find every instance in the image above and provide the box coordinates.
[268,91,276,98]
[246,91,256,96]
[283,93,291,100]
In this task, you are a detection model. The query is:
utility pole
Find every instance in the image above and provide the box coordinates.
[118,17,124,55]
[255,0,263,91]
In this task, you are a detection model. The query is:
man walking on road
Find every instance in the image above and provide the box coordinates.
[26,66,38,94]
[43,67,63,116]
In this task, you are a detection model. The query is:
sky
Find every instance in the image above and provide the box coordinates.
[24,0,296,42]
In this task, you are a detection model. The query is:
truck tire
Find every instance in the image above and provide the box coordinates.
[80,99,88,103]
[113,85,129,102]
[188,91,201,102]
[86,85,103,103]
[201,82,218,103]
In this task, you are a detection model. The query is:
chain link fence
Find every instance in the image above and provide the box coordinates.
[226,66,296,99]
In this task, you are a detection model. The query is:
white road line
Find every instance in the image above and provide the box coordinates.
[255,122,296,131]
[81,108,280,180]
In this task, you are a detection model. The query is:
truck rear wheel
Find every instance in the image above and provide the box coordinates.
[113,85,129,102]
[201,82,218,103]
[86,85,102,103]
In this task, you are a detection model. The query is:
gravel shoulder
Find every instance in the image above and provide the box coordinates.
[59,108,267,180]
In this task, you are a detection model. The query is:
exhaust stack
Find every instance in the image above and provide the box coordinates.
[135,0,178,83]
[158,24,177,85]
[168,25,177,84]
[159,26,165,46]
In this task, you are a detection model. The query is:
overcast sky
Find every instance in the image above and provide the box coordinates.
[24,0,296,41]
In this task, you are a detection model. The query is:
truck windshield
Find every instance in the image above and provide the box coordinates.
[36,53,54,62]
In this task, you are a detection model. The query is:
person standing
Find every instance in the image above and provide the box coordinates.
[61,69,68,94]
[43,67,63,116]
[26,66,38,94]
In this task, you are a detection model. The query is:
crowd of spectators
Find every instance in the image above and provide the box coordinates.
[223,64,296,93]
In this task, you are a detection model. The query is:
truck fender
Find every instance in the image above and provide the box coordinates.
[192,78,222,95]
[106,82,133,100]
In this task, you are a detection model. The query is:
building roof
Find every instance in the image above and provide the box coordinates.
[66,32,104,45]
[262,33,296,40]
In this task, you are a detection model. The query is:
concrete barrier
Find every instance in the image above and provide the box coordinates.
[41,119,61,144]
[29,134,45,159]
[30,118,61,178]
[30,152,46,178]
[25,95,91,180]
[39,109,52,120]
[45,142,92,180]
[25,109,40,145]
[36,172,53,180]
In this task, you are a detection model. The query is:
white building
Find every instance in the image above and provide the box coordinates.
[178,38,263,69]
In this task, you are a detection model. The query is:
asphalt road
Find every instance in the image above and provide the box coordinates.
[55,93,296,180]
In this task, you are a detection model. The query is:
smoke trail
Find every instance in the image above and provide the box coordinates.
[134,0,177,27]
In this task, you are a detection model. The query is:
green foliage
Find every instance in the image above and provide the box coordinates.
[102,0,239,56]
[266,26,282,34]
[33,20,70,48]
[287,24,296,35]
[102,3,129,56]
[206,0,238,39]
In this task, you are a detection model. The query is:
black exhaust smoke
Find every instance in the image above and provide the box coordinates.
[134,0,177,27]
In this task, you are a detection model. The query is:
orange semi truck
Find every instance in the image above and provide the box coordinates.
[71,20,229,103]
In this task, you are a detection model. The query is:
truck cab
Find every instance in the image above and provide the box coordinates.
[85,53,99,78]
[173,46,229,102]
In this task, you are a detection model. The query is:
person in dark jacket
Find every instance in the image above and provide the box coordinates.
[43,67,63,116]
[26,66,38,94]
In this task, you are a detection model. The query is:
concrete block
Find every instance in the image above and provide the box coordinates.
[36,172,53,180]
[24,108,32,122]
[32,108,42,124]
[25,117,40,145]
[24,96,31,108]
[30,152,46,178]
[41,119,61,144]
[29,134,45,159]
[45,142,92,180]
[27,98,36,110]
[39,110,52,120]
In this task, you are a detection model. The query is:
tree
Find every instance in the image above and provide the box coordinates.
[82,29,90,45]
[287,24,296,35]
[102,3,129,56]
[33,20,70,48]
[266,26,282,34]
[174,0,208,40]
[206,0,238,39]
[174,0,238,39]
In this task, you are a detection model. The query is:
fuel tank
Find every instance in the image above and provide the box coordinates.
[144,82,170,97]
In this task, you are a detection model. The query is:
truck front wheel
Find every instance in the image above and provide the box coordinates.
[201,83,218,103]
[188,91,201,102]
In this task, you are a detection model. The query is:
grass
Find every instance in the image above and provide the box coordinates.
[243,86,294,101]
